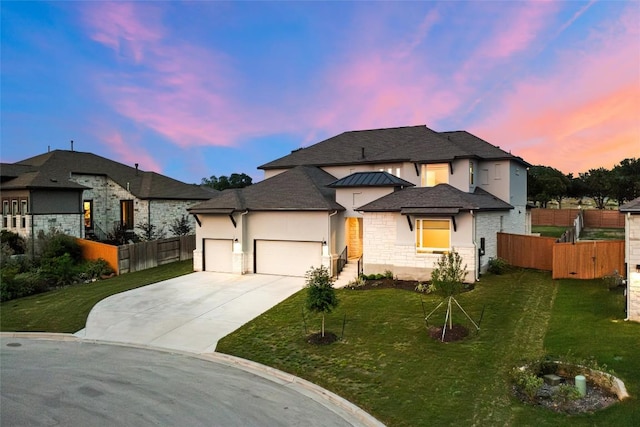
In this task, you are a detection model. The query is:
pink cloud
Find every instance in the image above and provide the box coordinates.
[82,2,163,63]
[472,6,640,174]
[103,131,163,173]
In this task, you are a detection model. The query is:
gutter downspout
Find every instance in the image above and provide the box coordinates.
[625,212,630,321]
[471,210,479,281]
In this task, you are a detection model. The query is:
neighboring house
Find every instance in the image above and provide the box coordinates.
[190,125,530,281]
[620,197,640,322]
[1,149,214,241]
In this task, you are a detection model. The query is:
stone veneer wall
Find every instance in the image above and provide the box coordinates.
[72,174,201,237]
[31,214,84,238]
[363,212,476,281]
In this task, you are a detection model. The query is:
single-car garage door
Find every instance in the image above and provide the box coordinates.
[255,240,322,277]
[204,239,233,273]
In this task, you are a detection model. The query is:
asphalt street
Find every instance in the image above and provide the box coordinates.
[0,338,355,427]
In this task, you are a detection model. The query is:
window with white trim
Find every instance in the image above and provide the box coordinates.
[421,164,449,187]
[416,219,450,253]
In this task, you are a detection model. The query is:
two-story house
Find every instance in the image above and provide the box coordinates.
[1,149,214,241]
[189,125,530,281]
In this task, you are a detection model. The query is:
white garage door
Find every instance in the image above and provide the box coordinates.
[255,240,322,277]
[204,239,233,273]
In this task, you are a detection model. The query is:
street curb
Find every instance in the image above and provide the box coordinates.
[0,332,385,427]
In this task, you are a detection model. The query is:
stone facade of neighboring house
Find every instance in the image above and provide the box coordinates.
[1,150,214,241]
[190,125,531,281]
[620,197,640,322]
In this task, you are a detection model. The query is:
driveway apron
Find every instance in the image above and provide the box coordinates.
[80,272,304,353]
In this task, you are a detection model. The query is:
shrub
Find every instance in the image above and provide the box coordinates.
[170,215,193,236]
[0,270,45,301]
[553,384,582,404]
[383,270,394,279]
[512,368,544,402]
[80,258,114,280]
[0,230,26,254]
[40,253,81,287]
[487,257,509,275]
[136,222,166,242]
[38,230,83,263]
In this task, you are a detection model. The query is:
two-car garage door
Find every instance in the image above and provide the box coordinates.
[255,240,322,277]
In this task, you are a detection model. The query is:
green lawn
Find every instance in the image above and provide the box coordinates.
[533,225,625,240]
[0,260,192,333]
[532,225,566,238]
[217,270,640,426]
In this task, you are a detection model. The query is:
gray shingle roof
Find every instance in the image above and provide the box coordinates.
[620,197,640,213]
[189,166,345,213]
[259,125,527,170]
[328,171,415,188]
[357,184,513,213]
[2,150,213,199]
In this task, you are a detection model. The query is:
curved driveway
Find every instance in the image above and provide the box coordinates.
[0,337,365,426]
[80,272,304,353]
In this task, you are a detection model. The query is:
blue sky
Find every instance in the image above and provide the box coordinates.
[2,1,638,184]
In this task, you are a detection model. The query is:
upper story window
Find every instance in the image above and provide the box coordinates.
[416,219,450,253]
[421,163,449,187]
[469,161,475,186]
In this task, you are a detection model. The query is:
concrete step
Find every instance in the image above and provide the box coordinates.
[334,261,360,288]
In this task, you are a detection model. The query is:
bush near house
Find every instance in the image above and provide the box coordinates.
[0,229,114,302]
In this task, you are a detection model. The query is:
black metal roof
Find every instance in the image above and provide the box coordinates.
[327,171,415,188]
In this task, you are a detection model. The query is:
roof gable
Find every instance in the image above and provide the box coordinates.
[259,125,526,170]
[5,150,213,199]
[190,166,345,213]
[357,184,512,213]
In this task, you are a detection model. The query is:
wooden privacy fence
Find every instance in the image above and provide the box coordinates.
[532,209,624,228]
[79,235,195,275]
[552,241,625,280]
[497,233,625,280]
[118,235,196,274]
[77,239,119,274]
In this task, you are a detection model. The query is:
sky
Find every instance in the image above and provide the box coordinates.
[1,1,638,184]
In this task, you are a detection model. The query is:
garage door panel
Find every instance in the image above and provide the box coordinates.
[205,239,233,273]
[256,240,322,277]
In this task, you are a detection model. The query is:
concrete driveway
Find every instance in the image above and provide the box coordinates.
[79,272,304,353]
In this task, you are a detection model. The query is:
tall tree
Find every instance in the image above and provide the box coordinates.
[611,158,640,205]
[527,166,569,208]
[580,168,614,209]
[201,173,253,191]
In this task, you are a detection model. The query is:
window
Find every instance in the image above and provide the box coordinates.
[495,164,501,180]
[11,200,18,227]
[21,200,28,228]
[2,200,8,228]
[469,161,475,186]
[84,200,93,229]
[120,200,134,230]
[352,192,362,208]
[416,219,450,252]
[379,166,401,177]
[421,164,449,187]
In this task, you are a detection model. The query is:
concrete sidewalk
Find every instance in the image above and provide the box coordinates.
[79,272,304,353]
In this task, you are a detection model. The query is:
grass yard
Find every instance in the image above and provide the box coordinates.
[217,270,640,426]
[0,260,192,333]
[579,227,625,240]
[532,225,566,238]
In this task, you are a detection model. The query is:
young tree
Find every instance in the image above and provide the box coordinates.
[431,251,468,298]
[305,265,338,338]
[170,215,193,236]
[135,222,166,241]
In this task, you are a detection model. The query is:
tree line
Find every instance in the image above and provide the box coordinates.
[200,173,253,191]
[528,158,639,209]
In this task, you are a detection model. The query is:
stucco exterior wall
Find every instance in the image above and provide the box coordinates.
[625,214,640,322]
[336,187,394,217]
[363,212,476,281]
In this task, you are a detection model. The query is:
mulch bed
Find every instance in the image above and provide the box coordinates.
[427,324,470,342]
[307,332,338,345]
[344,278,420,291]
